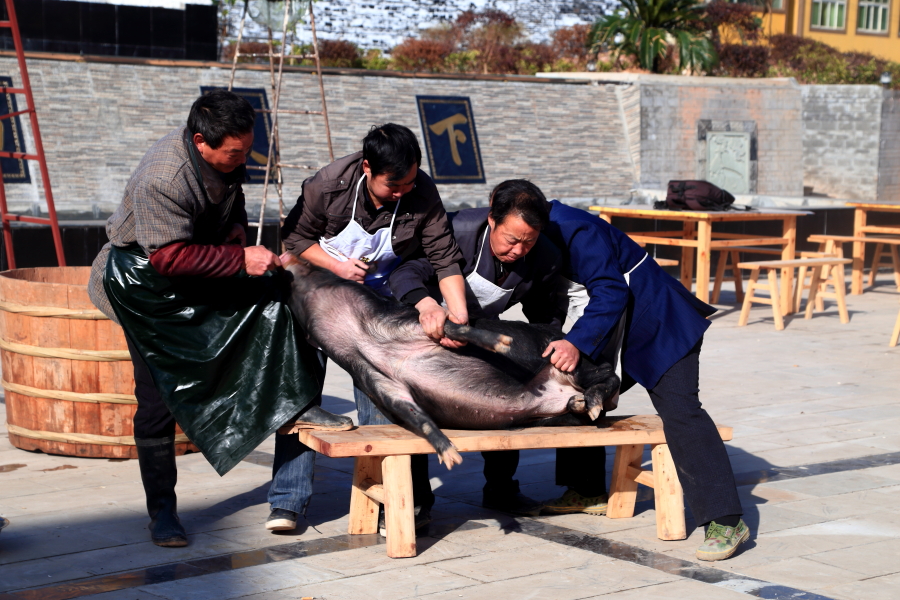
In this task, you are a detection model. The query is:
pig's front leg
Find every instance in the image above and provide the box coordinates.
[355,371,463,469]
[575,360,620,421]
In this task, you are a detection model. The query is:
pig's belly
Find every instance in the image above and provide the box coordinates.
[394,352,578,429]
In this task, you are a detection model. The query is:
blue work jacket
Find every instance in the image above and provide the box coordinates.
[544,200,716,390]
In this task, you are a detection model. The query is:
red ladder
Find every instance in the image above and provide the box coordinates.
[0,0,65,268]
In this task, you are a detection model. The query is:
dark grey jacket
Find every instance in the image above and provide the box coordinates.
[281,152,463,281]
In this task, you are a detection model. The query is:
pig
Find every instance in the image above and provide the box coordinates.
[285,260,620,469]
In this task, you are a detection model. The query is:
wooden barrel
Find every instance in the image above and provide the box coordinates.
[0,267,196,458]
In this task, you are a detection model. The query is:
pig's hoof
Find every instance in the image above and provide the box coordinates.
[567,394,586,414]
[439,447,463,470]
[587,403,604,421]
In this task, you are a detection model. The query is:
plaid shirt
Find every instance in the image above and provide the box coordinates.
[89,126,247,322]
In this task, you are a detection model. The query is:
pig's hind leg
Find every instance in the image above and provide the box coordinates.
[355,371,463,469]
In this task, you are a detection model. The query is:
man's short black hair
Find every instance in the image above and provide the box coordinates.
[187,89,256,149]
[489,179,550,231]
[362,123,422,179]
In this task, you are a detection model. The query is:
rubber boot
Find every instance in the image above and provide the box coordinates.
[135,436,188,547]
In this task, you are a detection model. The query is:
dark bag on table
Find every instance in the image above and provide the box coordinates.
[655,180,747,211]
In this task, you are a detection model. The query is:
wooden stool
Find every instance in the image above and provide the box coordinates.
[869,242,900,290]
[298,416,732,557]
[712,250,745,304]
[793,251,838,313]
[713,247,827,304]
[737,257,852,330]
[808,234,900,293]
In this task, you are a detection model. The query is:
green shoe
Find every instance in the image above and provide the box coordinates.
[541,489,608,515]
[696,519,750,561]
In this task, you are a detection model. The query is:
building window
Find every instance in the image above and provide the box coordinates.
[811,0,847,29]
[858,0,889,32]
[771,0,784,10]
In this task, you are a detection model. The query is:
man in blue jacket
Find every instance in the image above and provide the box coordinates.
[540,200,748,562]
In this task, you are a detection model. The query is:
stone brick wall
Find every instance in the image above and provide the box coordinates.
[802,85,883,201]
[0,56,635,219]
[638,77,803,196]
[878,90,900,202]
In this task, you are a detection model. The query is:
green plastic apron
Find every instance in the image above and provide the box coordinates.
[103,139,319,476]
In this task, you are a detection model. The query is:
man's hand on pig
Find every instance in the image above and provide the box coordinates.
[416,297,467,349]
[331,257,369,282]
[244,245,281,276]
[543,339,580,372]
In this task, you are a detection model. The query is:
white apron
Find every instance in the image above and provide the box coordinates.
[558,252,648,407]
[319,174,401,296]
[458,227,517,320]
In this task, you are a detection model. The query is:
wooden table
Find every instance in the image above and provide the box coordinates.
[590,206,812,313]
[847,202,900,294]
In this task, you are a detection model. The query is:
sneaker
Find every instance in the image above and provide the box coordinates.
[378,505,432,537]
[482,492,544,517]
[696,519,750,561]
[266,508,298,531]
[541,489,608,515]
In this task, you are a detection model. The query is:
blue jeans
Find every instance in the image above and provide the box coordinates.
[354,387,435,509]
[268,351,325,515]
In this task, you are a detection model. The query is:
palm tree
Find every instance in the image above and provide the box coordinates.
[590,0,716,74]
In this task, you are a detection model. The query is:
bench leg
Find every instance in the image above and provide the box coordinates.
[891,304,900,347]
[869,243,884,289]
[766,268,784,331]
[348,456,382,536]
[712,251,726,304]
[891,245,900,291]
[832,262,850,324]
[382,455,416,558]
[805,266,823,320]
[651,444,686,541]
[732,251,744,303]
[794,264,808,313]
[738,268,759,327]
[608,444,644,519]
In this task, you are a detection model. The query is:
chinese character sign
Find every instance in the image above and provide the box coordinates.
[200,86,275,184]
[0,76,30,184]
[416,96,485,184]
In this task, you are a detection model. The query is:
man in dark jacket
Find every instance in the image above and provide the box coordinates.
[390,179,565,516]
[280,123,466,531]
[89,90,350,547]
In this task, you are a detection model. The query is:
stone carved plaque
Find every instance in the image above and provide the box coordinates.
[706,132,751,194]
[696,120,757,194]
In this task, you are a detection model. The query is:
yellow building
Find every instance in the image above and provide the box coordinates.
[756,0,900,61]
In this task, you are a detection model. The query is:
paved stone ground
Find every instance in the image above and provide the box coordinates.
[1,273,899,600]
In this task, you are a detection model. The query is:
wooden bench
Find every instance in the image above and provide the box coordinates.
[712,248,837,304]
[737,257,852,330]
[808,235,900,293]
[298,415,733,558]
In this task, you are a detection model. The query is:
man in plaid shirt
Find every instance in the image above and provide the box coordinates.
[90,90,349,547]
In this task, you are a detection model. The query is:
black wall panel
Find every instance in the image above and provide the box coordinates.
[0,0,217,60]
